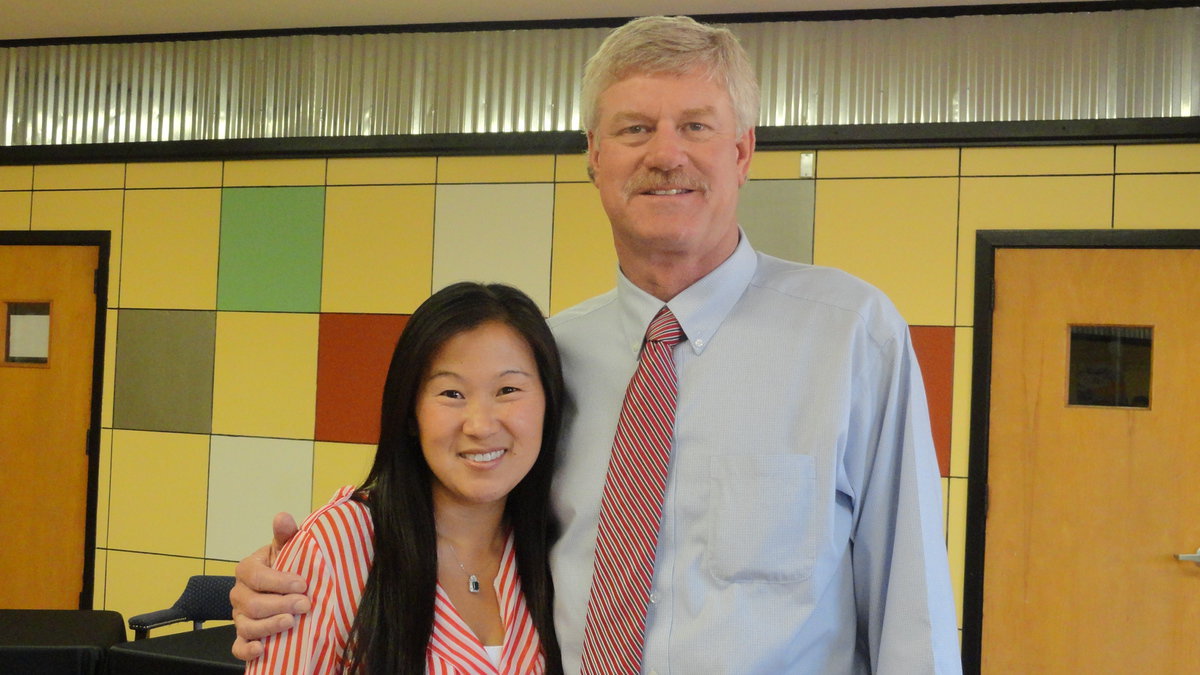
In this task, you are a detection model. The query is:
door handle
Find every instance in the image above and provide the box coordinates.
[1176,548,1200,564]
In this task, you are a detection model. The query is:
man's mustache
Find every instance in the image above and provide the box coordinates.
[622,170,709,199]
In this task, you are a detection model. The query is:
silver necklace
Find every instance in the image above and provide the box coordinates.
[442,537,481,593]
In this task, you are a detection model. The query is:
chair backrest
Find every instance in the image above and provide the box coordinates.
[176,575,235,623]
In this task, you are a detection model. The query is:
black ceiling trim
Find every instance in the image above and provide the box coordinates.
[1,117,1197,166]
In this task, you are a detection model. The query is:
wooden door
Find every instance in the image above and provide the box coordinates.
[0,244,101,608]
[981,247,1200,672]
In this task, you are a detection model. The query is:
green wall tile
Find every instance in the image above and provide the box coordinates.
[218,187,325,312]
[112,310,216,434]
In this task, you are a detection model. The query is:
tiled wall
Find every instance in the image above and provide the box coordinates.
[1,142,1198,638]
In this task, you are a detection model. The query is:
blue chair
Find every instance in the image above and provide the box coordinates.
[127,575,235,640]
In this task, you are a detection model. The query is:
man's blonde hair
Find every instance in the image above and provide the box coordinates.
[581,15,761,134]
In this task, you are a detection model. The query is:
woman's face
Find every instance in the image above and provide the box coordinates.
[416,320,546,510]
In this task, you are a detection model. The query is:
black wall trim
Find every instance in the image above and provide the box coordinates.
[0,229,110,610]
[961,228,1200,674]
[2,118,1198,166]
[3,1,1194,47]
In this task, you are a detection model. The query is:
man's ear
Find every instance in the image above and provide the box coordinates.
[586,130,599,185]
[736,127,756,186]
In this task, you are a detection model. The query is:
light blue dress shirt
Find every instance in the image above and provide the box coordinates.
[548,234,960,674]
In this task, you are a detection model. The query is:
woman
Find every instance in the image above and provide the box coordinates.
[248,282,564,674]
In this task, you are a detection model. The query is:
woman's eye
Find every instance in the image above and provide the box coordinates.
[438,389,464,399]
[498,386,521,396]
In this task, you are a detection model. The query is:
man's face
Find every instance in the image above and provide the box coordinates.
[587,68,754,270]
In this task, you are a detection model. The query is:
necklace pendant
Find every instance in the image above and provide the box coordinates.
[468,574,481,593]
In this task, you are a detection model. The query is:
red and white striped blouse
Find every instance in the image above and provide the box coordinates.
[247,486,547,674]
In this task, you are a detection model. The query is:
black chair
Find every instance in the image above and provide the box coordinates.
[107,575,242,674]
[126,575,235,640]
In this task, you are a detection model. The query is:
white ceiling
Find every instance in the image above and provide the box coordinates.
[4,0,1109,42]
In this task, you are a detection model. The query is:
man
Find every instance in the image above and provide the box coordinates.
[232,15,960,673]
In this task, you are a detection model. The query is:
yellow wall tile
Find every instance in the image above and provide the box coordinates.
[126,161,222,189]
[1116,143,1200,174]
[817,148,959,178]
[0,191,31,230]
[947,477,969,627]
[813,177,958,325]
[956,175,1113,324]
[103,550,204,639]
[92,548,107,608]
[95,429,113,547]
[31,189,125,292]
[962,145,1113,176]
[551,183,617,314]
[437,155,555,183]
[749,150,807,180]
[102,309,117,427]
[1114,174,1200,229]
[223,158,326,186]
[205,560,238,576]
[322,185,435,314]
[327,156,436,185]
[950,327,973,478]
[34,163,125,190]
[212,312,319,439]
[121,189,221,310]
[108,430,210,557]
[312,442,375,511]
[0,165,33,190]
[555,153,591,183]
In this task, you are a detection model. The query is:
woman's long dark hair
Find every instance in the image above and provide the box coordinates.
[345,282,564,674]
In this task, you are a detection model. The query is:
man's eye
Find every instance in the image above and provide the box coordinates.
[623,124,647,134]
[685,122,708,132]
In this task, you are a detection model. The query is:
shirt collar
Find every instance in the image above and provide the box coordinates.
[616,230,757,357]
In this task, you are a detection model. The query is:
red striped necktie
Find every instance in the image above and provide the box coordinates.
[580,306,685,675]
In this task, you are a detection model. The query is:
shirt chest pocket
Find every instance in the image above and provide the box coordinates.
[702,454,818,584]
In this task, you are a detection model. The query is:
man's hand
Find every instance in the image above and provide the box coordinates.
[230,513,310,661]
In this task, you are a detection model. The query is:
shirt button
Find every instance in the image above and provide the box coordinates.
[694,338,704,347]
[648,592,660,604]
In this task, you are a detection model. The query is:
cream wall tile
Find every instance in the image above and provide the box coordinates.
[433,183,554,313]
[950,327,973,478]
[312,442,375,511]
[34,163,124,190]
[108,430,209,557]
[1116,143,1200,174]
[327,157,437,185]
[126,161,222,189]
[551,182,617,314]
[322,185,435,314]
[223,159,326,186]
[0,165,33,190]
[437,155,555,183]
[95,429,113,547]
[956,175,1113,324]
[103,550,204,639]
[206,435,313,561]
[0,191,31,230]
[31,189,124,292]
[120,189,221,310]
[749,151,807,180]
[102,309,117,427]
[212,312,319,440]
[555,153,591,183]
[941,477,950,539]
[947,477,969,627]
[814,177,958,325]
[817,148,958,178]
[962,145,1113,176]
[1114,174,1200,229]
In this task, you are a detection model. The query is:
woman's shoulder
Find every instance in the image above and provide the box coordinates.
[294,486,374,542]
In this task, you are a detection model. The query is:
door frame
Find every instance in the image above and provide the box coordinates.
[960,228,1200,673]
[1,229,109,609]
